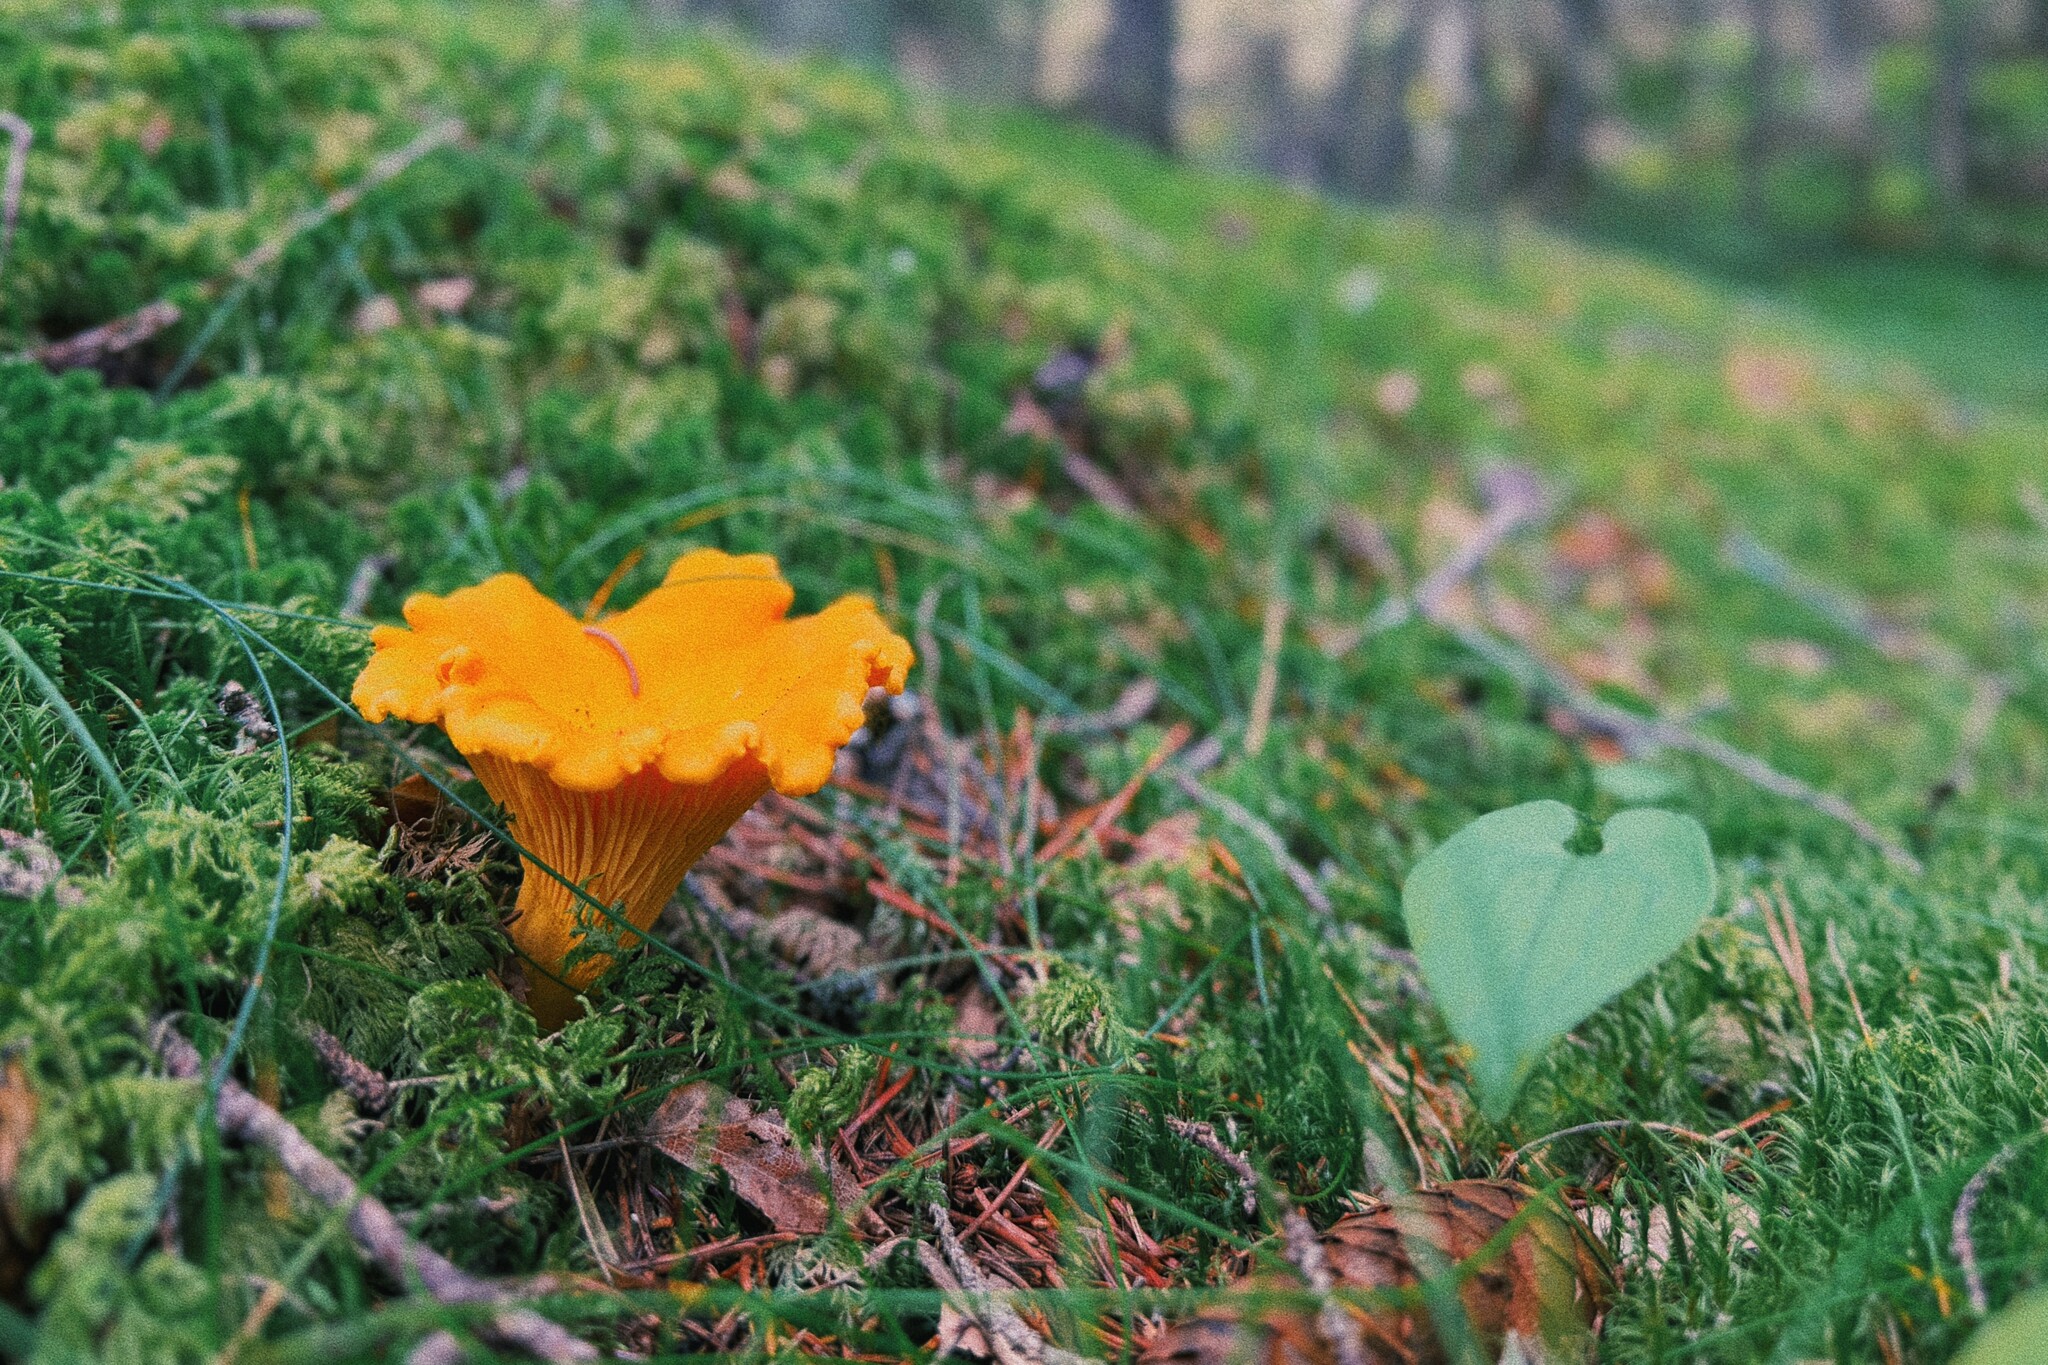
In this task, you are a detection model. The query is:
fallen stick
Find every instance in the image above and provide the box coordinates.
[1280,1206,1369,1365]
[1366,465,1549,637]
[157,1024,595,1362]
[922,1201,1087,1365]
[1163,1116,1257,1219]
[0,111,28,277]
[1952,1126,2048,1316]
[1447,622,1923,873]
[29,117,465,372]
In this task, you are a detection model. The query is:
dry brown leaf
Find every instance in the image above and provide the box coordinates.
[760,907,865,979]
[1003,392,1064,444]
[1373,371,1421,419]
[0,1056,38,1298]
[647,1082,854,1235]
[1142,1181,1612,1365]
[1552,511,1629,573]
[414,276,475,314]
[1723,346,1814,416]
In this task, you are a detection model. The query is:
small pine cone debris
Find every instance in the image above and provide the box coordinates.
[1142,1180,1614,1365]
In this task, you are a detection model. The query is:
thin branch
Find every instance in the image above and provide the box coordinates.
[922,1201,1088,1365]
[157,1024,595,1362]
[1367,468,1549,636]
[1040,676,1160,738]
[29,117,465,372]
[303,1022,393,1114]
[1952,1127,2048,1315]
[1164,1116,1257,1219]
[1059,448,1139,518]
[1279,1207,1368,1365]
[1448,622,1922,872]
[0,111,29,282]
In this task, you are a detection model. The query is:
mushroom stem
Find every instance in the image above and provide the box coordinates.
[472,753,768,1027]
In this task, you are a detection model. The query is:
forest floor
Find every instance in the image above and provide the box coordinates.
[5,2,2048,1362]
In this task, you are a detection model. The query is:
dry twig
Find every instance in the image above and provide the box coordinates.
[303,1023,393,1115]
[1279,1207,1368,1365]
[30,118,464,372]
[1163,1116,1257,1219]
[0,111,29,280]
[922,1201,1087,1365]
[1366,465,1549,636]
[1952,1126,2048,1316]
[1039,677,1160,738]
[1449,623,1922,872]
[157,1025,594,1362]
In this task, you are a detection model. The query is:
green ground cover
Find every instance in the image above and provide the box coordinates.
[5,2,2048,1361]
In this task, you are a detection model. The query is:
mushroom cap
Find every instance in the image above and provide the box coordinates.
[352,548,913,794]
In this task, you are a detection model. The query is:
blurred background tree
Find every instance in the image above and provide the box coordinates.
[648,0,2048,270]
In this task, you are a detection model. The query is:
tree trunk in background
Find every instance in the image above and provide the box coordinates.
[1413,0,1480,211]
[1931,0,1973,223]
[1321,0,1423,201]
[760,0,889,61]
[1812,0,1873,221]
[1542,0,1603,210]
[1739,0,1777,230]
[1248,30,1315,183]
[1091,0,1178,152]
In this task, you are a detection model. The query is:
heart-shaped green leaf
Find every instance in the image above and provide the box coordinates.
[1959,1286,2048,1365]
[1402,800,1716,1118]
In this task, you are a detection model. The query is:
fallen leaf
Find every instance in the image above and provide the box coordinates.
[414,276,475,314]
[352,294,401,335]
[1553,511,1629,572]
[762,907,865,979]
[1372,371,1421,418]
[0,1056,38,1298]
[648,1082,854,1235]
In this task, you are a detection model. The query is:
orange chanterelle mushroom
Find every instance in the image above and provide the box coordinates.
[353,548,913,1026]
